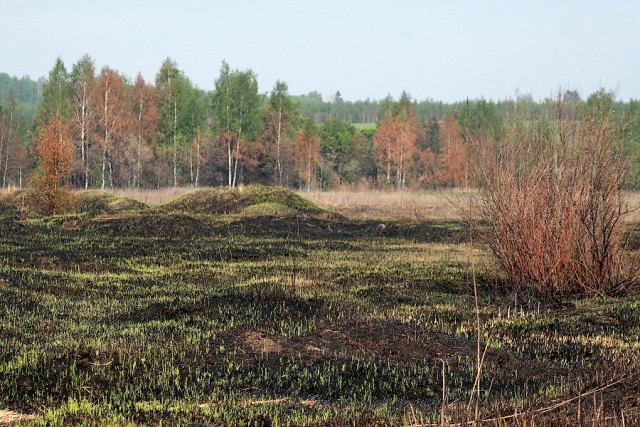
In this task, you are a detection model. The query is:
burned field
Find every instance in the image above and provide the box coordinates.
[0,187,639,426]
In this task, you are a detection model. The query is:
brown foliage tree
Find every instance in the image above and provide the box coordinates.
[32,113,74,215]
[410,147,438,188]
[373,113,423,189]
[373,94,425,189]
[373,117,399,186]
[437,116,469,187]
[94,67,133,189]
[293,120,320,191]
[132,74,159,187]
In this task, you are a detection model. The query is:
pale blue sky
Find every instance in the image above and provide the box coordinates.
[1,0,639,102]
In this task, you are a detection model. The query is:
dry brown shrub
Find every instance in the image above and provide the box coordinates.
[31,174,75,216]
[469,96,639,298]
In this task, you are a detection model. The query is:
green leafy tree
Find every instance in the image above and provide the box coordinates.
[624,100,640,189]
[263,80,299,186]
[319,119,356,186]
[70,54,96,189]
[584,89,615,119]
[155,58,203,186]
[378,94,397,120]
[36,57,72,126]
[459,98,503,140]
[156,58,181,186]
[425,117,440,153]
[563,89,581,103]
[211,61,262,187]
[0,73,41,123]
[186,88,208,187]
[294,91,329,122]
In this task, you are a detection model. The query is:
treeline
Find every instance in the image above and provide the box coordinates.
[2,55,640,190]
[0,72,42,121]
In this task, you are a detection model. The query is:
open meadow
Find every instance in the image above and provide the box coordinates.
[0,186,639,426]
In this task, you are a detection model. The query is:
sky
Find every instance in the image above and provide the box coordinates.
[1,0,639,103]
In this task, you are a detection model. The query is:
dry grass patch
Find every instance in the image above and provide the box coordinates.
[242,330,283,353]
[627,191,640,222]
[0,409,36,425]
[299,189,640,222]
[300,189,475,221]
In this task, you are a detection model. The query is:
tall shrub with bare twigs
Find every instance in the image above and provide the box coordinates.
[468,95,638,298]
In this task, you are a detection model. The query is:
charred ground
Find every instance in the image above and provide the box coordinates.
[0,187,638,426]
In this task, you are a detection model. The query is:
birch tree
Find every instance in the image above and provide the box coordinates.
[373,117,399,185]
[211,61,261,187]
[264,80,297,186]
[132,74,158,187]
[70,54,95,188]
[94,67,129,189]
[0,97,14,188]
[372,93,423,189]
[156,59,201,187]
[293,119,319,191]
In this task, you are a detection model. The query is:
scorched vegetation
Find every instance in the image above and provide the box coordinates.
[0,186,638,426]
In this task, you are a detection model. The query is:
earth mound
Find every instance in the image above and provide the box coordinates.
[160,185,329,217]
[0,190,147,218]
[74,191,148,216]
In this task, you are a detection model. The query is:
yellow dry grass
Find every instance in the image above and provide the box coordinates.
[628,191,640,222]
[300,190,640,222]
[298,189,473,220]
